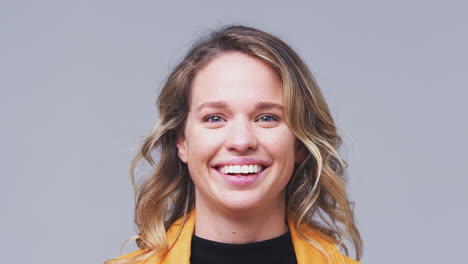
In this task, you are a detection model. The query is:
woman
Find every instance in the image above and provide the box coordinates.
[106,25,362,264]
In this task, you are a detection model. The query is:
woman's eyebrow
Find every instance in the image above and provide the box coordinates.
[254,102,284,111]
[196,101,228,112]
[196,101,284,112]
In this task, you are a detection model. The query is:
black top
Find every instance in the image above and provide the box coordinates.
[190,231,298,264]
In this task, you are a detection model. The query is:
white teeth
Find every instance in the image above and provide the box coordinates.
[218,164,263,174]
[242,166,248,173]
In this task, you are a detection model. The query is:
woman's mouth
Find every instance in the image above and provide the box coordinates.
[212,164,268,186]
[216,164,265,176]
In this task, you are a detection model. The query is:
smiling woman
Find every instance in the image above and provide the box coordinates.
[105,25,362,264]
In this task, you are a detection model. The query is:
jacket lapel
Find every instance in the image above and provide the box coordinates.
[288,218,346,264]
[161,211,195,264]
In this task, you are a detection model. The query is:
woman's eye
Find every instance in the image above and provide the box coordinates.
[204,115,224,123]
[257,115,278,122]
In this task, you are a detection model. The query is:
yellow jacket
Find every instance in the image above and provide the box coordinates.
[118,211,360,264]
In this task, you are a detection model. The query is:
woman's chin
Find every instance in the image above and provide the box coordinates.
[212,191,279,215]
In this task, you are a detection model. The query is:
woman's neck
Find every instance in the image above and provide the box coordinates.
[193,197,288,244]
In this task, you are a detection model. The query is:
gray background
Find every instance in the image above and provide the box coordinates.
[1,0,467,263]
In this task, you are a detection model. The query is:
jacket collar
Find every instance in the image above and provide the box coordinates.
[155,210,347,264]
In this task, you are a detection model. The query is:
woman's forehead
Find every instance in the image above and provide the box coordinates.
[189,53,283,108]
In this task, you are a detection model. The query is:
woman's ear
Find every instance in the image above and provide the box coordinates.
[294,140,307,164]
[176,134,188,163]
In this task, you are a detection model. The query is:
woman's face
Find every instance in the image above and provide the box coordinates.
[177,52,304,213]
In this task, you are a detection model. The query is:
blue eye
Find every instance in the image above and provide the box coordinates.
[204,115,224,122]
[257,115,278,122]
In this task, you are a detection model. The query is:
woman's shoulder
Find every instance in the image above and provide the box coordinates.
[343,254,361,264]
[111,249,155,264]
[117,249,145,259]
[291,222,361,264]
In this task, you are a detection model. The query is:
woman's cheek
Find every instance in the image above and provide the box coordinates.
[262,128,295,148]
[191,128,224,151]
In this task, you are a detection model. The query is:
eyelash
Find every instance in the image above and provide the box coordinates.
[202,114,279,123]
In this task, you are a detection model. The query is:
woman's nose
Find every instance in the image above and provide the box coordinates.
[225,118,259,153]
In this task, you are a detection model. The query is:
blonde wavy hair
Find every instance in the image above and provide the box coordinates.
[105,25,362,264]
